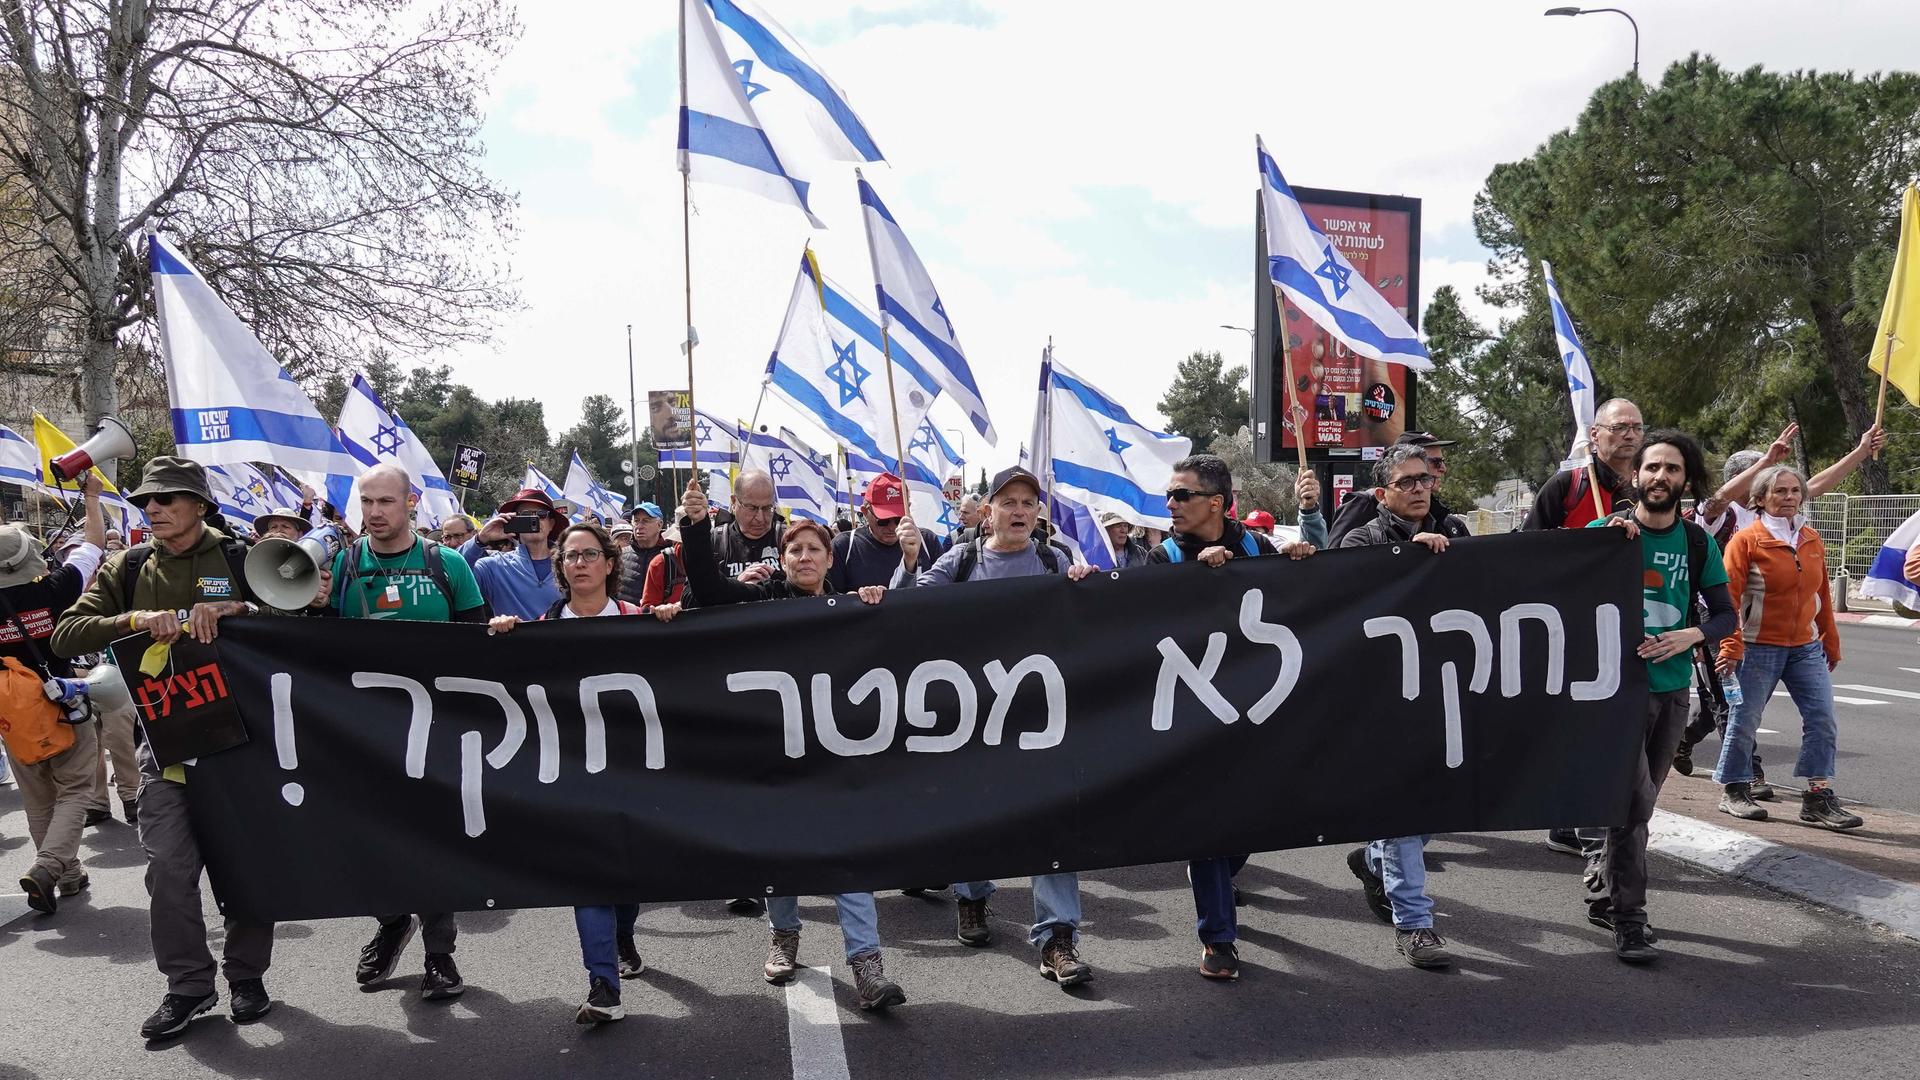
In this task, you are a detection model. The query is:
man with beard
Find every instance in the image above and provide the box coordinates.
[1587,431,1735,962]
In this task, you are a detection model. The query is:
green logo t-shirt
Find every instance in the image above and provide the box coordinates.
[1589,518,1727,693]
[329,538,485,622]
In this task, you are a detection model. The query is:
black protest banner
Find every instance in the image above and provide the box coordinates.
[188,529,1646,922]
[107,633,248,768]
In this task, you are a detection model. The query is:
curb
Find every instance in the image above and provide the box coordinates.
[1649,809,1920,942]
[1833,611,1920,628]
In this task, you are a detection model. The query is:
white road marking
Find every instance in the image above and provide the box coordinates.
[1773,690,1886,706]
[0,891,34,929]
[1901,667,1920,677]
[1758,728,1779,735]
[785,965,851,1080]
[1833,683,1920,701]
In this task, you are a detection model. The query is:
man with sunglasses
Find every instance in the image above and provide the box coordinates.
[827,472,936,591]
[52,456,320,1040]
[1146,453,1314,980]
[1338,443,1459,970]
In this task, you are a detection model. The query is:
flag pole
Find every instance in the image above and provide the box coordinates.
[677,0,699,480]
[1042,339,1056,527]
[854,168,911,472]
[1874,331,1894,461]
[626,323,640,504]
[1279,335,1309,472]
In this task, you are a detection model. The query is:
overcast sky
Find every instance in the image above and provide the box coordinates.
[454,0,1920,476]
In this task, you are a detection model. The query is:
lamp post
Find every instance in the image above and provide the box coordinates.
[1544,7,1639,77]
[1221,324,1256,437]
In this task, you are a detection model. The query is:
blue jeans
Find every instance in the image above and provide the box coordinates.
[1189,855,1250,944]
[953,874,1081,946]
[574,903,639,985]
[1366,836,1432,930]
[766,893,881,959]
[1712,641,1838,784]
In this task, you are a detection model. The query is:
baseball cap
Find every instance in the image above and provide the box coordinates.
[626,500,663,521]
[1242,510,1276,530]
[1395,430,1457,449]
[988,466,1042,501]
[863,473,907,520]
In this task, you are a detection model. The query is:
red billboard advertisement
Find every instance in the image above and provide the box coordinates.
[1273,189,1420,454]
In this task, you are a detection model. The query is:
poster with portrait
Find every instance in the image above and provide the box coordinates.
[649,390,693,449]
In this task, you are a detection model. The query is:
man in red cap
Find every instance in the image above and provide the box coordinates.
[828,472,936,591]
[464,487,564,620]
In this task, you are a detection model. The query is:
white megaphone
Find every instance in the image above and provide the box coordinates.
[49,416,136,483]
[83,662,135,717]
[244,522,343,611]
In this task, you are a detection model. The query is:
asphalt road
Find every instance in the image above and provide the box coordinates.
[1695,621,1920,815]
[4,795,1917,1080]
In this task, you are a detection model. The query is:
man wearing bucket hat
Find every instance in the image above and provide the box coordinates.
[2,472,105,919]
[461,487,564,620]
[52,455,320,1040]
[1097,509,1151,568]
[251,507,311,544]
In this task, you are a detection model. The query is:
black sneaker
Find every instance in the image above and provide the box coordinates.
[901,886,945,899]
[421,952,464,1000]
[58,872,90,898]
[140,991,217,1041]
[849,949,906,1011]
[1585,902,1657,944]
[1346,847,1393,925]
[1233,886,1246,907]
[1800,788,1864,830]
[1544,829,1585,855]
[1395,927,1452,969]
[727,897,764,915]
[83,807,111,828]
[1200,942,1240,981]
[617,935,645,979]
[956,897,992,946]
[229,978,272,1023]
[1039,926,1092,987]
[20,866,57,914]
[1671,739,1695,777]
[1615,922,1659,964]
[355,917,416,986]
[576,975,624,1024]
[123,797,139,826]
[1719,782,1768,821]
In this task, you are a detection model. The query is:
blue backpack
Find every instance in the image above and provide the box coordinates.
[1159,531,1263,563]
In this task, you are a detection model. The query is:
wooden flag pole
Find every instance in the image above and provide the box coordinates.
[1279,339,1309,472]
[1043,339,1056,526]
[854,167,910,472]
[676,0,698,481]
[1586,458,1609,522]
[1873,331,1894,462]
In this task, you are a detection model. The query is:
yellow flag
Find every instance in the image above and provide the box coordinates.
[30,412,129,498]
[1869,185,1920,405]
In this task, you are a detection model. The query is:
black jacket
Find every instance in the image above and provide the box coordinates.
[1330,491,1469,546]
[1524,461,1632,531]
[618,541,673,607]
[1146,518,1278,563]
[681,518,835,605]
[1338,503,1463,549]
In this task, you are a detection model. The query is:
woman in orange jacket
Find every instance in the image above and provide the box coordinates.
[1711,465,1863,830]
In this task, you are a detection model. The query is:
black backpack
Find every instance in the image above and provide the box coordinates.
[118,538,257,609]
[335,537,455,617]
[949,538,1060,583]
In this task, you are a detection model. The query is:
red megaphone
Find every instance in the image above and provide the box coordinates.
[49,417,135,483]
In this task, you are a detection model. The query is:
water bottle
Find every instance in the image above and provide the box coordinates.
[1721,677,1744,708]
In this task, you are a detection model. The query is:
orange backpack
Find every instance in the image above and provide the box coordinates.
[0,655,72,765]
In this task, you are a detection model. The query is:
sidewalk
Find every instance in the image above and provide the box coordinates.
[1652,770,1920,941]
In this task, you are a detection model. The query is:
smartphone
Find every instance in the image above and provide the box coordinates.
[504,513,543,535]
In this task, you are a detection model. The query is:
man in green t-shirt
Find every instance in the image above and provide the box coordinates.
[321,464,487,1000]
[1589,431,1736,964]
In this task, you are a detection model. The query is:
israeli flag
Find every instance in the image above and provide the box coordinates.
[1257,138,1431,371]
[907,419,963,486]
[0,423,42,491]
[1541,260,1599,466]
[680,0,881,226]
[846,450,956,539]
[767,249,941,467]
[659,410,742,510]
[150,234,362,476]
[740,426,840,526]
[206,463,284,532]
[1859,508,1920,610]
[858,175,997,444]
[564,451,628,522]
[334,374,462,529]
[1048,489,1114,571]
[1043,358,1191,534]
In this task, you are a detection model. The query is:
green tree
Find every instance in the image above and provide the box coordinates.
[1475,56,1920,492]
[557,394,631,483]
[1158,350,1250,450]
[1209,425,1296,518]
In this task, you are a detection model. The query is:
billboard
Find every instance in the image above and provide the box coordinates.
[1253,187,1421,463]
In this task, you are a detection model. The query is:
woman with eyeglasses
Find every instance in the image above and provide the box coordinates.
[1711,465,1862,830]
[651,479,908,1013]
[487,521,647,1025]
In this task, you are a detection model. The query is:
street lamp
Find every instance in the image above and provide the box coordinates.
[1544,7,1639,77]
[1221,324,1256,436]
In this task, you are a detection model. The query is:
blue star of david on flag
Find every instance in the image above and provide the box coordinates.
[910,426,936,455]
[732,59,769,101]
[770,454,794,480]
[936,501,958,531]
[826,338,869,406]
[695,419,714,444]
[231,481,259,510]
[1104,427,1131,455]
[372,424,402,457]
[1314,245,1352,301]
[931,295,954,338]
[1562,352,1586,392]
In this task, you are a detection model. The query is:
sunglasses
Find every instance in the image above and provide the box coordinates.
[1165,488,1223,502]
[141,491,190,507]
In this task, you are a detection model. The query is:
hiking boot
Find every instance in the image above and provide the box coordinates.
[849,949,906,1011]
[1585,902,1657,944]
[123,797,139,826]
[1615,922,1659,964]
[764,928,801,984]
[1395,927,1452,969]
[58,872,90,898]
[421,952,464,1000]
[1671,738,1696,777]
[576,975,624,1024]
[902,886,944,899]
[229,978,272,1023]
[617,935,645,979]
[1544,829,1584,855]
[1200,942,1240,981]
[1719,782,1768,821]
[140,990,217,1041]
[355,917,416,986]
[1800,788,1864,830]
[1750,761,1775,801]
[20,866,57,914]
[1346,847,1393,925]
[727,897,764,915]
[955,897,992,946]
[1039,926,1092,987]
[83,807,111,828]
